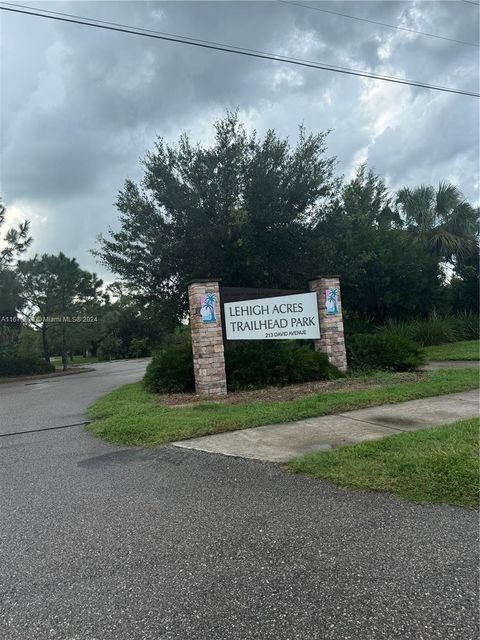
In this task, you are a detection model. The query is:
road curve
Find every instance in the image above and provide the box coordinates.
[0,359,149,435]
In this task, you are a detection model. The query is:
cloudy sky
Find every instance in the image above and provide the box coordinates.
[1,0,479,281]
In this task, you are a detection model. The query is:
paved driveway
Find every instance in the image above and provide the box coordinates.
[0,363,478,639]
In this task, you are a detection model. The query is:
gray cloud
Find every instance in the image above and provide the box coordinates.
[1,0,478,280]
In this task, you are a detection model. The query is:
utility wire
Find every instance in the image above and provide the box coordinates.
[461,1,480,6]
[3,0,467,89]
[279,0,479,48]
[1,4,478,98]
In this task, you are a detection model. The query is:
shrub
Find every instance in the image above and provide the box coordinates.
[347,333,425,371]
[343,317,376,337]
[0,352,55,377]
[380,318,456,346]
[15,327,42,359]
[97,335,123,361]
[379,314,479,346]
[143,330,195,393]
[143,330,343,394]
[225,341,342,390]
[454,312,480,341]
[129,337,150,358]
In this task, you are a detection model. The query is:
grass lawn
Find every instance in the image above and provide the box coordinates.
[285,418,479,509]
[424,340,479,361]
[87,367,480,447]
[51,355,99,368]
[70,355,100,365]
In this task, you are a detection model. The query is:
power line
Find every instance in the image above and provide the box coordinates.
[1,3,478,98]
[279,0,479,48]
[7,0,474,86]
[2,1,440,96]
[2,1,278,52]
[461,1,480,6]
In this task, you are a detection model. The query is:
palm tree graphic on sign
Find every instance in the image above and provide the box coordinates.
[326,288,338,314]
[200,293,217,323]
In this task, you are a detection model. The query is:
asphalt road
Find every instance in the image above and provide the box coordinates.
[0,363,478,639]
[0,359,150,435]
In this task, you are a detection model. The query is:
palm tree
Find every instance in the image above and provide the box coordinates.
[396,182,478,262]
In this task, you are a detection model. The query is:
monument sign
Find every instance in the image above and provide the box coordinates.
[187,276,347,396]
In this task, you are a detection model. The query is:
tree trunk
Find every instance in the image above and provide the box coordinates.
[61,322,68,371]
[42,323,50,363]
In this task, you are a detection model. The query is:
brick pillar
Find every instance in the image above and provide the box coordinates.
[308,276,347,372]
[188,280,227,396]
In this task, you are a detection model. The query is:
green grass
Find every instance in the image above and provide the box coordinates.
[285,418,480,509]
[51,355,99,367]
[70,355,100,365]
[87,368,480,447]
[423,340,479,361]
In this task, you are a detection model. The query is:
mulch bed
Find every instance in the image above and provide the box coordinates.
[159,371,428,407]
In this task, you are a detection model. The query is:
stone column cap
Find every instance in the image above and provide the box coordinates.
[187,278,222,285]
[308,275,340,284]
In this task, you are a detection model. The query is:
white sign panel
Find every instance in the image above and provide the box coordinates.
[224,292,320,341]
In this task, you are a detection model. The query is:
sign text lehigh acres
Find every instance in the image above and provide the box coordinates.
[224,292,320,340]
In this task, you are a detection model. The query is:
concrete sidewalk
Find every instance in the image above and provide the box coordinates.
[173,389,479,462]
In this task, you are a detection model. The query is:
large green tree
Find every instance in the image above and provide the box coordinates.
[94,115,477,326]
[0,201,32,269]
[17,253,102,367]
[42,281,156,361]
[0,200,32,348]
[448,245,480,313]
[95,283,156,360]
[316,166,443,323]
[95,113,338,323]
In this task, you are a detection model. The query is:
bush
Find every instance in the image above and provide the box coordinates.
[143,330,195,393]
[454,312,480,341]
[225,341,342,390]
[143,330,343,394]
[347,333,425,371]
[379,314,479,346]
[0,352,55,377]
[97,335,123,361]
[129,337,150,358]
[15,327,42,360]
[343,317,376,337]
[380,318,456,346]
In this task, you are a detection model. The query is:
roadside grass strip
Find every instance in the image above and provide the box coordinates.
[87,368,479,448]
[284,418,480,509]
[423,340,479,361]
